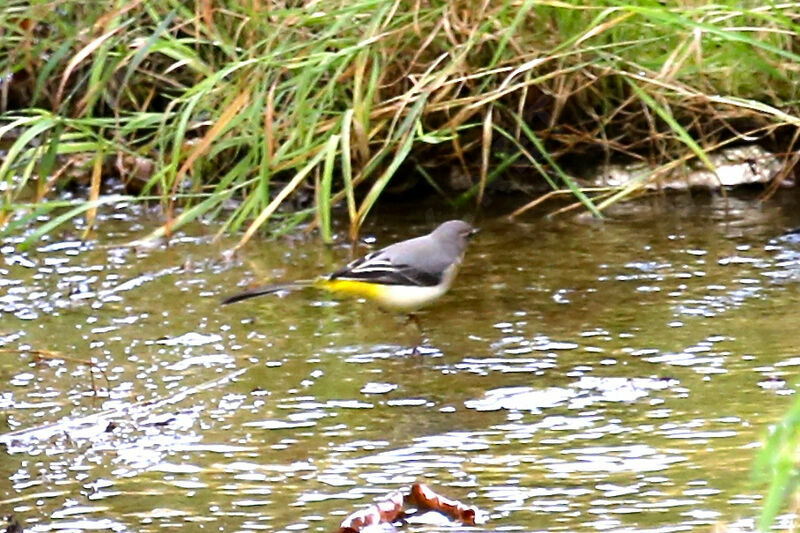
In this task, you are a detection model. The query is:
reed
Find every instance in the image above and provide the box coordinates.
[1,1,799,246]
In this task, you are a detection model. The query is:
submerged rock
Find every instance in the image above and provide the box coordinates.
[594,144,792,190]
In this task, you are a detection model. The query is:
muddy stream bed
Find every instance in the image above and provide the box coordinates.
[1,192,799,532]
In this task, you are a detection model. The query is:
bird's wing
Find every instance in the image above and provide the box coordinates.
[328,250,441,287]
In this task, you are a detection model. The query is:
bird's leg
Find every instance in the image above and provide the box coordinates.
[405,313,427,355]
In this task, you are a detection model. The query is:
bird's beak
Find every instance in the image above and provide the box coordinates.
[468,227,479,238]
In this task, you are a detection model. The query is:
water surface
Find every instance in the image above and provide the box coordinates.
[1,192,799,532]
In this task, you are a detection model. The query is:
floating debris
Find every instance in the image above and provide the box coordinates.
[335,482,487,533]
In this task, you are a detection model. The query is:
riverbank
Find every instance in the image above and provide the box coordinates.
[1,1,799,244]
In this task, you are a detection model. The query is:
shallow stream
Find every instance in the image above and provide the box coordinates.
[2,192,799,532]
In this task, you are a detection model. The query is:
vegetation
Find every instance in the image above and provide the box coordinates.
[1,0,799,248]
[756,395,800,531]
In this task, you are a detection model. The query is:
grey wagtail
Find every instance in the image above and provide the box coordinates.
[221,220,477,311]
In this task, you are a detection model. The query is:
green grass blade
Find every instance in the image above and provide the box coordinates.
[18,195,132,251]
[626,78,715,172]
[318,134,339,244]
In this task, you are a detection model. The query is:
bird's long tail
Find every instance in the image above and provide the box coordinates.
[220,280,315,305]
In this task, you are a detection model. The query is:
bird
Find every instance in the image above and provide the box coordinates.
[221,220,477,313]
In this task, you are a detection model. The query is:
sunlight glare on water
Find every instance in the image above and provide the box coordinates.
[1,193,799,532]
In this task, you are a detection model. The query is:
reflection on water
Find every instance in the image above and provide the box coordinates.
[1,192,799,531]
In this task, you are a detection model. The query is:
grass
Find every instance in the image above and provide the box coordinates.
[755,395,800,531]
[1,0,800,247]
